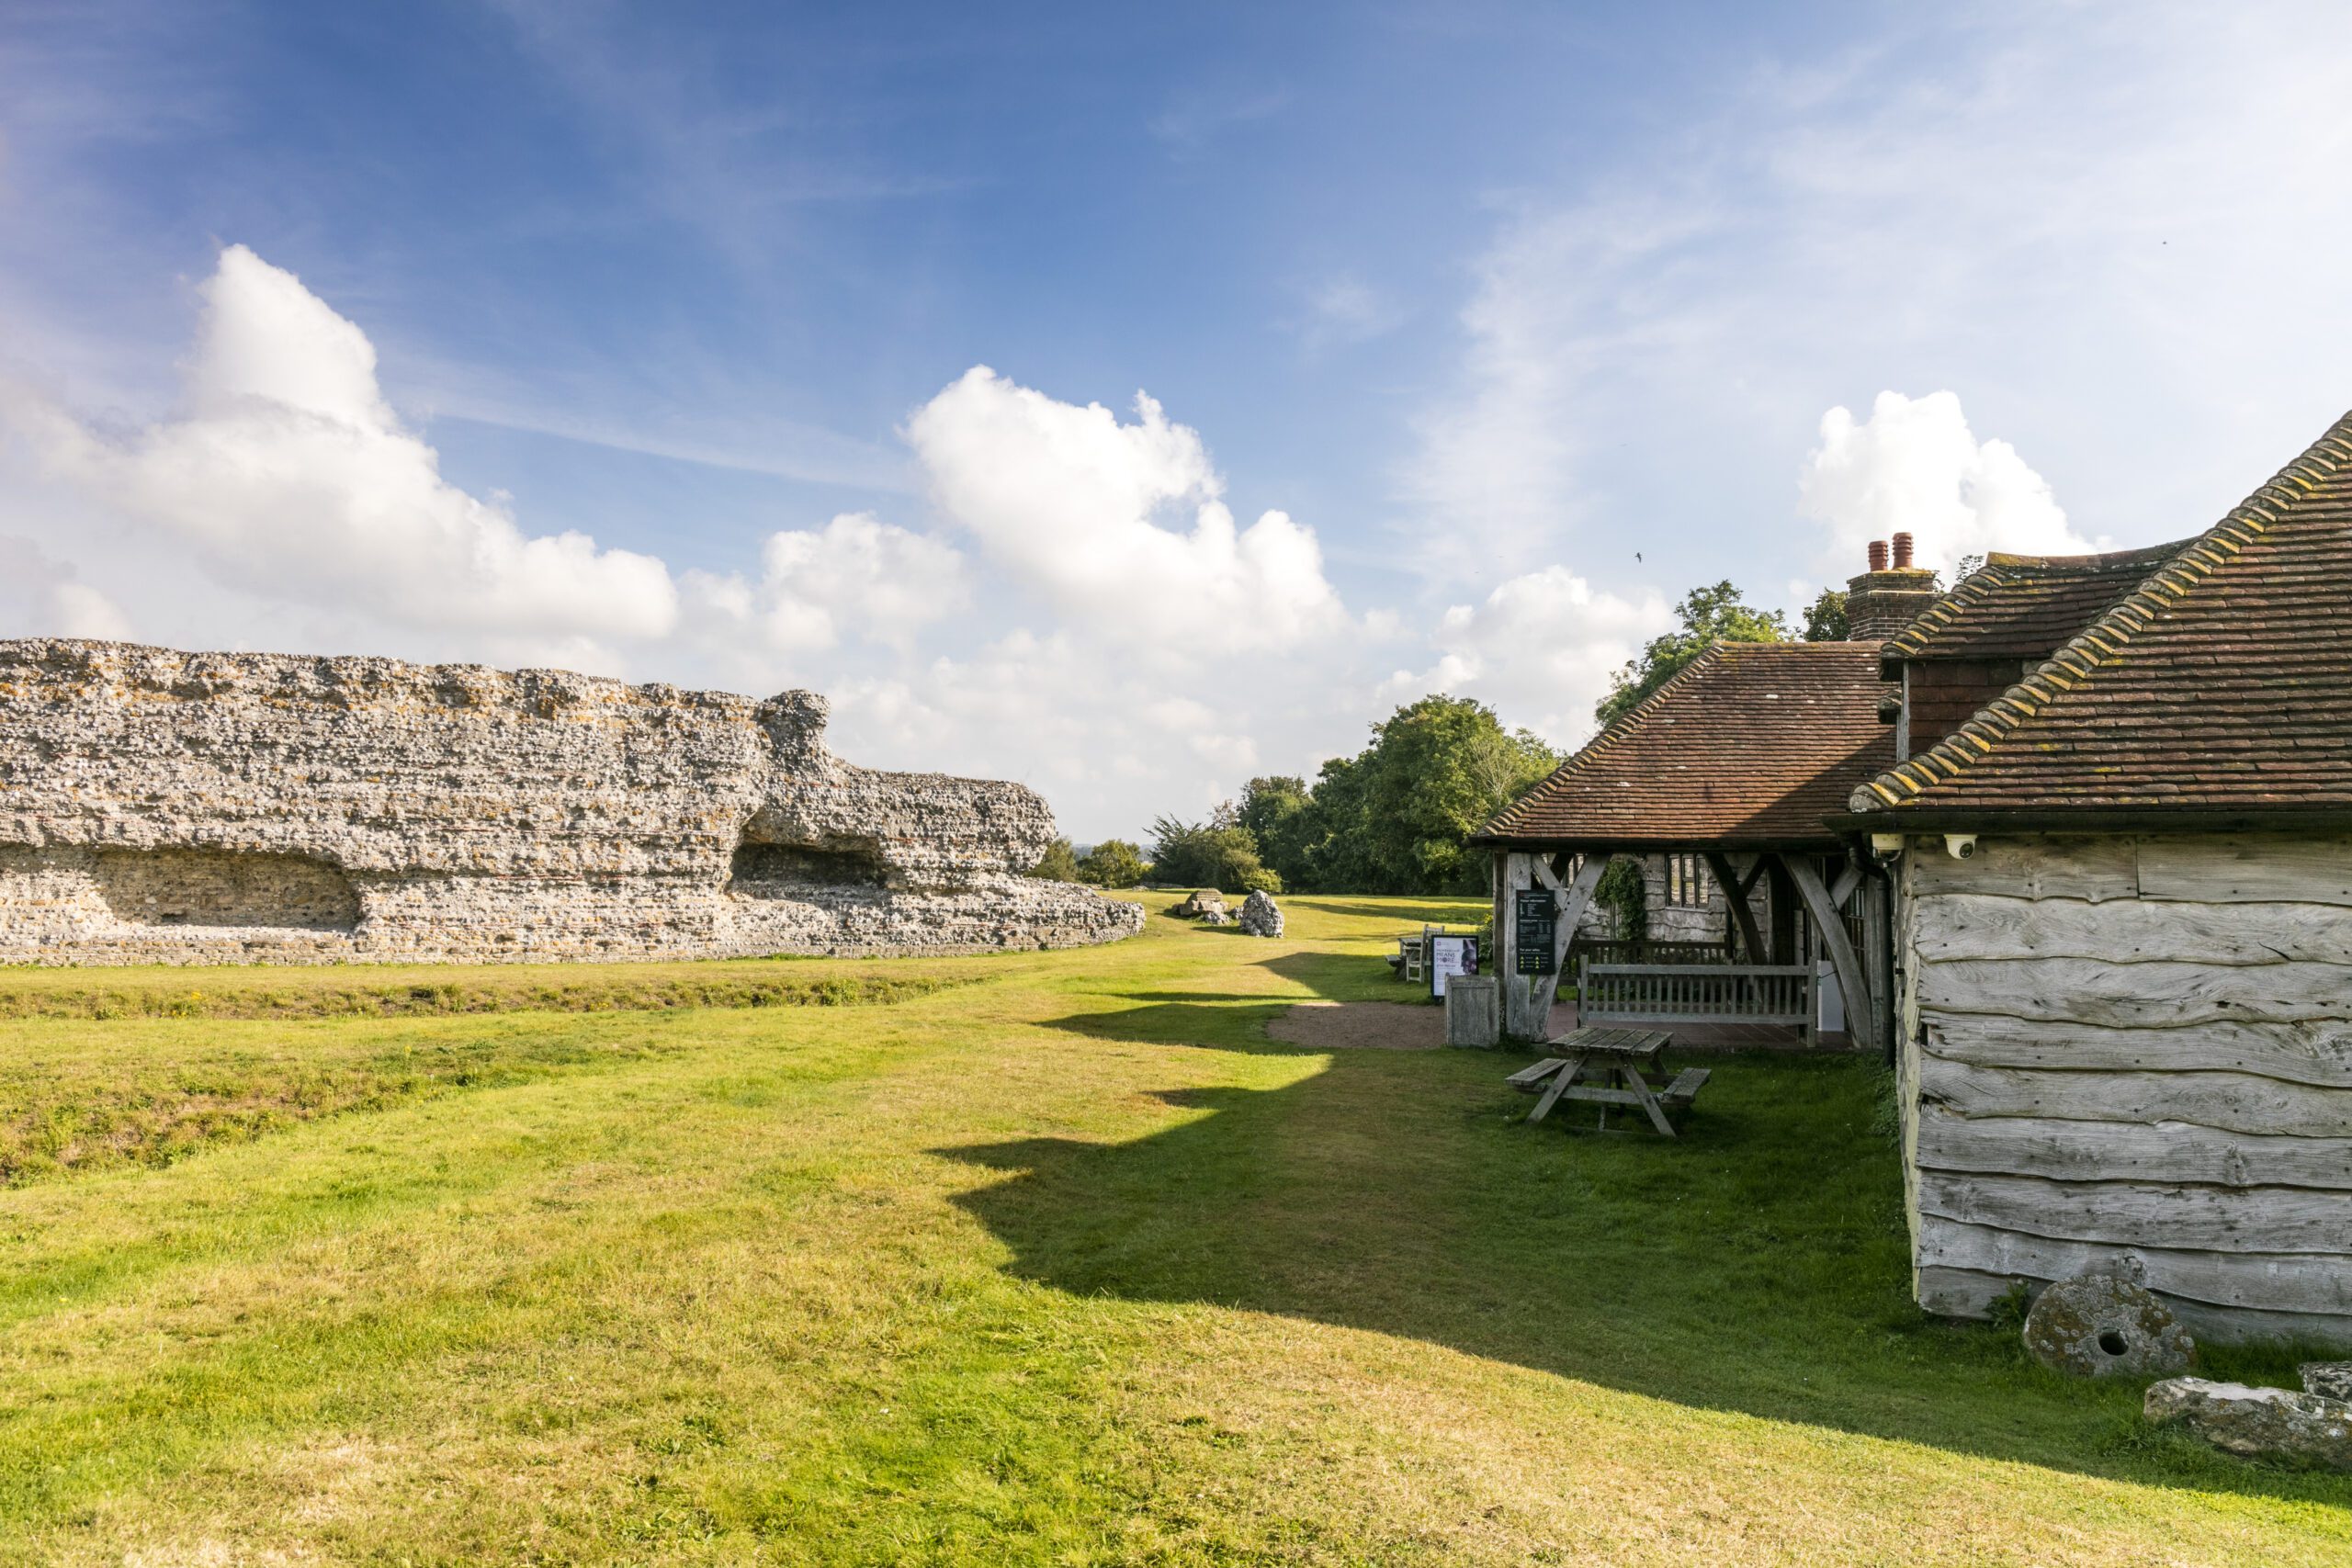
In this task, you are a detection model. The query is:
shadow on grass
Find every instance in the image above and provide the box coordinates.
[948,959,2352,1506]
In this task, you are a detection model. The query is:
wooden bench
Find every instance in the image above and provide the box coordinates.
[1508,1027,1709,1135]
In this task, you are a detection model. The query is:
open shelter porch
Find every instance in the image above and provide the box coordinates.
[1487,842,1888,1055]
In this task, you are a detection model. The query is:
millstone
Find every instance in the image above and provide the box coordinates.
[2020,1258,2194,1378]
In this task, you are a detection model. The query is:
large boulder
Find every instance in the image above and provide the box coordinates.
[2020,1258,2194,1378]
[2146,1378,2352,1471]
[1238,889,1283,937]
[1171,888,1227,919]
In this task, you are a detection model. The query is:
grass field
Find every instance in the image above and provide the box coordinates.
[0,894,2346,1565]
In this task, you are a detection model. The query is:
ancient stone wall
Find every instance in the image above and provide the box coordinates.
[0,638,1142,964]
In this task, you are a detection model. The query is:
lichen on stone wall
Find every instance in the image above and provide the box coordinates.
[0,637,1143,965]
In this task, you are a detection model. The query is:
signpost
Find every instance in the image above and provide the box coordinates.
[1427,930,1479,998]
[1512,887,1557,976]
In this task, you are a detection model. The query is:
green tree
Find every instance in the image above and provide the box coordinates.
[1028,838,1082,882]
[1236,775,1312,888]
[1801,587,1849,641]
[1276,695,1560,895]
[1148,816,1280,894]
[1287,753,1377,894]
[1076,838,1148,888]
[1596,581,1789,728]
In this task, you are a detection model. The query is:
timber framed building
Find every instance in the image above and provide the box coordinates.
[1482,410,2352,1345]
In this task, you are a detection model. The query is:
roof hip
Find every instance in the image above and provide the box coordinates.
[1850,408,2352,815]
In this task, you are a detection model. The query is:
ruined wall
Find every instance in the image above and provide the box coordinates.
[0,638,1143,964]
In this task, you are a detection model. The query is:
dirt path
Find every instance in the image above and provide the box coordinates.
[1264,1000,1445,1051]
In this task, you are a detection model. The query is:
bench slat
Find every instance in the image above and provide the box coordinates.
[1658,1066,1713,1109]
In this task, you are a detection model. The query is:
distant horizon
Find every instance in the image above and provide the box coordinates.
[6,2,2350,840]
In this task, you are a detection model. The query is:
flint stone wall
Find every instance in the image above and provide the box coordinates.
[0,638,1143,964]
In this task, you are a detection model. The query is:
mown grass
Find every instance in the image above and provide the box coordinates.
[0,956,982,1021]
[0,894,2344,1565]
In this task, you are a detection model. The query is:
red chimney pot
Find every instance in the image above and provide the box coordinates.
[1892,532,1915,570]
[1867,539,1888,572]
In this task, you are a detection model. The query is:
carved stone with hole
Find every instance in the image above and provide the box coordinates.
[2020,1258,2196,1378]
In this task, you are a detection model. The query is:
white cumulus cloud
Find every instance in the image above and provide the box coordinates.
[684,511,967,659]
[0,536,132,639]
[904,367,1346,650]
[3,244,679,652]
[1798,391,2100,574]
[1386,566,1671,748]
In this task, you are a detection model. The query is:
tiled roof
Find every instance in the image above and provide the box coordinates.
[1879,540,2190,668]
[1853,409,2352,817]
[1477,641,1894,848]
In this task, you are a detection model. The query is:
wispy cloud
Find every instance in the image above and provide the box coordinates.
[1293,272,1408,354]
[1150,80,1289,157]
[1405,4,2352,578]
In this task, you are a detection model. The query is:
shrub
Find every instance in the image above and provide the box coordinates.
[1077,839,1148,888]
[1029,839,1082,882]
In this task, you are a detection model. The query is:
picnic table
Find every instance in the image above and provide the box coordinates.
[1505,1026,1711,1136]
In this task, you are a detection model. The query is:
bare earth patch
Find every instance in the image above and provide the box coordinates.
[1265,1000,1444,1051]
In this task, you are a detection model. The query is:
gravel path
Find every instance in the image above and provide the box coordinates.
[1264,1000,1446,1051]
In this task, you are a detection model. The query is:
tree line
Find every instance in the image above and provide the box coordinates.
[1034,579,1852,896]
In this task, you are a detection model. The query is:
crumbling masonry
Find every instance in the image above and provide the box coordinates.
[0,638,1143,964]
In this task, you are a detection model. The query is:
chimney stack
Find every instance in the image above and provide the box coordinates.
[1845,536,1939,641]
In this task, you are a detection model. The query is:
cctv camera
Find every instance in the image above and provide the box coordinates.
[1944,834,1977,861]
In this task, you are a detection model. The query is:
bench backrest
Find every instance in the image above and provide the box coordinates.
[1577,959,1813,1026]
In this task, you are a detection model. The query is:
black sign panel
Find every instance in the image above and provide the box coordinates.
[1512,887,1557,976]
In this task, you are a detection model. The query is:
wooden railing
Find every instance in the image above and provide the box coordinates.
[1571,939,1733,967]
[1577,959,1813,1026]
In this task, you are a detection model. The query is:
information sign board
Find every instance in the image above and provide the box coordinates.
[1512,888,1557,976]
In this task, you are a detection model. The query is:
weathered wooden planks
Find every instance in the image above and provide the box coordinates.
[1920,955,2351,1027]
[1914,893,2352,965]
[1899,831,2352,1344]
[1914,1107,2352,1189]
[1916,1263,2352,1343]
[1916,1220,2352,1316]
[1908,835,2140,901]
[1922,1013,2352,1089]
[2138,835,2352,907]
[1917,1056,2352,1139]
[1916,1168,2352,1253]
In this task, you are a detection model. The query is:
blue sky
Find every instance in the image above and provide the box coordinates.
[6,1,2352,839]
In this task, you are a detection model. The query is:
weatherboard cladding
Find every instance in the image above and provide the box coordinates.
[1857,409,2352,815]
[1477,641,1894,847]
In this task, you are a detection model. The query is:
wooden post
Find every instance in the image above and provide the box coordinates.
[1499,852,1535,1038]
[1860,860,1894,1066]
[1490,850,1508,980]
[1705,851,1769,970]
[1783,852,1876,1055]
[1525,854,1606,1033]
[1767,857,1798,966]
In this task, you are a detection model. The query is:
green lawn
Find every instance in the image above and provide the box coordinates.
[0,894,2344,1565]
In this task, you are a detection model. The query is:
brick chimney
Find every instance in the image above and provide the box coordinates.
[1846,536,1938,641]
